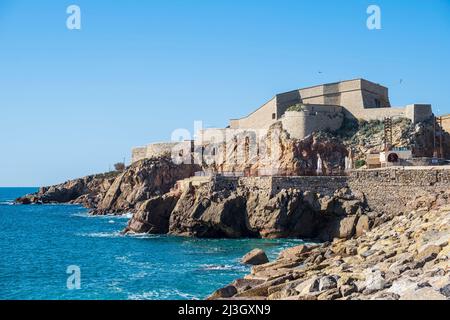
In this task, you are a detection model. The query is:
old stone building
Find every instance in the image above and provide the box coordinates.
[132,78,433,164]
[227,78,431,131]
[441,114,450,134]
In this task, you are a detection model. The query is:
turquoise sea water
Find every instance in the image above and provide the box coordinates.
[0,188,303,300]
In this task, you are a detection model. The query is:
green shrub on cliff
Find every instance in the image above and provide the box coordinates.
[355,159,366,169]
[287,104,305,112]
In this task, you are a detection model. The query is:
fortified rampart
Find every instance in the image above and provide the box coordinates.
[211,175,340,196]
[131,78,435,163]
[441,114,450,134]
[348,167,450,214]
[281,106,344,139]
[176,167,450,216]
[132,141,194,164]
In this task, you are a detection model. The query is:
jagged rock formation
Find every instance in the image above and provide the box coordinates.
[124,180,369,241]
[93,157,200,214]
[15,171,120,208]
[209,189,450,300]
[202,122,349,176]
[338,118,450,162]
[16,157,200,215]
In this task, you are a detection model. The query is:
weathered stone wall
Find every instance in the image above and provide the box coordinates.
[211,175,347,197]
[281,106,344,139]
[145,142,178,159]
[210,167,450,215]
[132,142,181,163]
[299,79,390,118]
[131,147,147,163]
[442,114,450,134]
[212,176,240,192]
[271,176,347,196]
[229,97,277,130]
[348,167,450,214]
[405,104,433,124]
[226,79,430,132]
[347,104,432,124]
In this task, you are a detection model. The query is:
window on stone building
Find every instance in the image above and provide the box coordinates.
[272,113,276,119]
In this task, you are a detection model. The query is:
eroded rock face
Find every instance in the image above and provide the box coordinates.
[124,193,180,234]
[124,179,369,241]
[168,187,252,238]
[202,122,349,176]
[16,157,200,215]
[94,157,200,215]
[15,172,119,208]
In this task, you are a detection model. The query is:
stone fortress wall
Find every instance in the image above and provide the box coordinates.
[201,175,348,197]
[229,97,277,130]
[132,78,434,163]
[199,79,432,150]
[441,114,450,134]
[281,105,344,139]
[180,167,450,215]
[175,167,450,216]
[348,167,450,214]
[228,79,432,132]
[132,142,182,163]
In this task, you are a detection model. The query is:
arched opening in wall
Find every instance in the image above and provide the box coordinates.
[179,149,184,157]
[272,113,276,120]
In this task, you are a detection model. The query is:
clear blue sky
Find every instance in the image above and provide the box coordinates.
[1,0,449,187]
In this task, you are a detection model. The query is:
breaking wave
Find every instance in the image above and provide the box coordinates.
[76,231,123,238]
[128,289,199,300]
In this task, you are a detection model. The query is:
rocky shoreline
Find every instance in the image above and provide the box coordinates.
[15,163,450,300]
[209,189,450,300]
[15,160,450,300]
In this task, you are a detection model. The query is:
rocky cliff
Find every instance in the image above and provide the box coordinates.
[15,171,120,208]
[93,157,200,214]
[16,157,200,215]
[339,117,450,162]
[202,122,349,176]
[209,188,450,300]
[124,178,370,241]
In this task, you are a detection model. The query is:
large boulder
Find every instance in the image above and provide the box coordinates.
[168,186,253,238]
[124,193,180,234]
[356,215,370,237]
[207,285,238,300]
[15,172,118,207]
[278,244,312,259]
[241,249,269,265]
